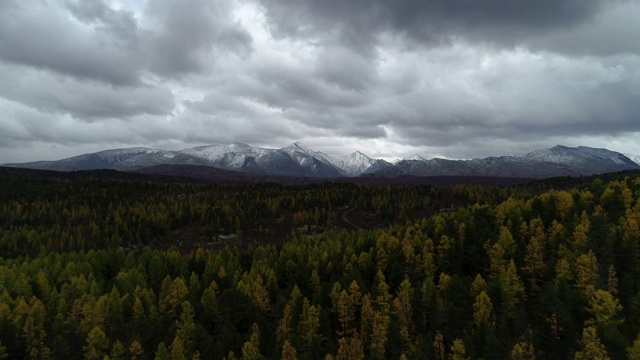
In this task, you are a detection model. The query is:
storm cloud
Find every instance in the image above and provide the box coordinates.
[1,0,640,163]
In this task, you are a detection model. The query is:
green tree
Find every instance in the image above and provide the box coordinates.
[161,277,188,318]
[335,335,365,360]
[628,334,640,360]
[109,340,126,360]
[510,339,535,360]
[276,304,294,347]
[523,226,546,291]
[500,260,526,319]
[449,339,469,360]
[574,326,609,360]
[576,251,599,298]
[588,290,622,328]
[241,323,263,360]
[433,332,446,360]
[154,342,170,360]
[298,298,321,354]
[473,291,493,327]
[83,326,109,360]
[281,340,297,360]
[129,340,144,360]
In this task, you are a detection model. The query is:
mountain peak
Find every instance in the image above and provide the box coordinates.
[349,151,370,159]
[283,141,315,154]
[403,154,427,161]
[229,142,251,149]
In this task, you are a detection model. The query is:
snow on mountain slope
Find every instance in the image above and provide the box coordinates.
[326,151,378,177]
[281,142,384,177]
[91,148,184,168]
[181,143,273,169]
[403,154,428,161]
[361,159,393,174]
[281,142,329,168]
[523,145,634,166]
[369,145,639,178]
[6,143,638,178]
[624,153,640,166]
[183,142,342,177]
[3,148,206,171]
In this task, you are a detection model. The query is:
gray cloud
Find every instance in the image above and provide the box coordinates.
[259,0,603,51]
[145,0,253,77]
[0,63,175,119]
[0,1,142,86]
[0,0,253,86]
[1,0,640,164]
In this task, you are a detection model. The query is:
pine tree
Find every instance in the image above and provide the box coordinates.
[497,226,516,257]
[109,340,126,360]
[510,339,535,360]
[161,277,188,318]
[574,326,610,360]
[473,291,493,327]
[154,342,170,360]
[449,339,469,360]
[129,340,144,360]
[360,294,374,349]
[394,279,415,355]
[281,340,297,360]
[500,260,526,319]
[83,326,109,360]
[433,332,446,360]
[335,335,365,360]
[298,298,321,353]
[576,251,599,298]
[588,289,622,328]
[572,211,591,251]
[523,226,546,291]
[470,274,487,300]
[628,334,640,360]
[241,323,263,360]
[276,304,294,347]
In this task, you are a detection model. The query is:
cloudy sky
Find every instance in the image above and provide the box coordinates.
[1,0,640,163]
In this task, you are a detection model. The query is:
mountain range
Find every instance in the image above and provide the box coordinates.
[4,143,639,179]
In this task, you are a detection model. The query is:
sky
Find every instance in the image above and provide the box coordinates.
[1,0,640,164]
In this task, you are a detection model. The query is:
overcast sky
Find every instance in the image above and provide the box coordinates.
[1,0,640,163]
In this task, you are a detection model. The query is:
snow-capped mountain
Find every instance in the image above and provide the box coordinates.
[4,142,376,178]
[180,142,343,177]
[280,142,390,176]
[4,143,638,179]
[524,145,635,167]
[279,142,343,177]
[4,148,208,172]
[329,151,379,177]
[624,153,640,166]
[369,145,639,178]
[324,151,389,177]
[403,154,428,161]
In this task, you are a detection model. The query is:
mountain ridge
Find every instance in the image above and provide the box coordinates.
[4,143,639,179]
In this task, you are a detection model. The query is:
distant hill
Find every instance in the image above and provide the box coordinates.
[367,145,638,178]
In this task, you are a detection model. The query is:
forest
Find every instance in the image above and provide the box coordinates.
[1,167,640,359]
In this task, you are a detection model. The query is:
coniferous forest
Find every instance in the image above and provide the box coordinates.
[2,168,640,359]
